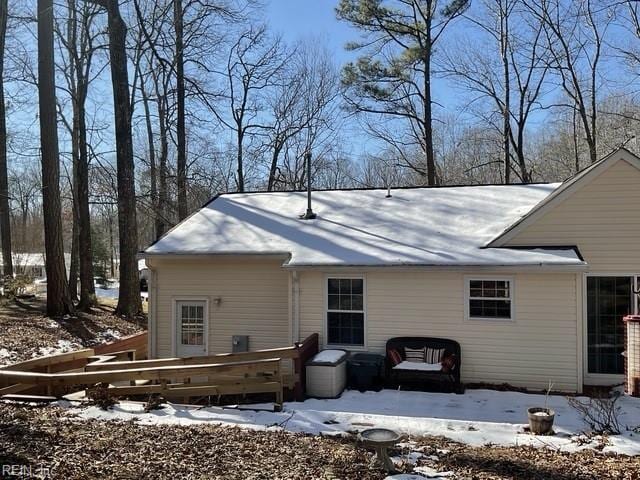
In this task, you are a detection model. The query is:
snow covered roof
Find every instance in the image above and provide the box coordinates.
[144,183,586,268]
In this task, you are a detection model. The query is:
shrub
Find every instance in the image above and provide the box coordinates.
[86,383,118,410]
[568,391,622,435]
[2,274,33,298]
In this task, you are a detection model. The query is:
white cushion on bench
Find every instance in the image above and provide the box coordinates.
[393,361,442,372]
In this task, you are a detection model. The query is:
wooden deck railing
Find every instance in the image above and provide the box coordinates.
[0,332,320,406]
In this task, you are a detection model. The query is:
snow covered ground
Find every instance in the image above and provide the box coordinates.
[0,347,18,364]
[35,339,82,357]
[95,280,149,303]
[95,281,120,300]
[69,388,640,456]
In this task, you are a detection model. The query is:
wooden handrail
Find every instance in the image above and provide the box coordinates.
[0,349,95,371]
[85,344,299,372]
[0,358,282,386]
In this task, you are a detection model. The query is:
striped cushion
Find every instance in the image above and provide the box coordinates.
[388,349,403,366]
[425,347,445,364]
[404,347,426,362]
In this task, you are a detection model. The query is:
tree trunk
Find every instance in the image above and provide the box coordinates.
[423,14,436,186]
[174,0,187,220]
[572,106,580,173]
[108,212,115,278]
[69,196,79,300]
[0,0,12,280]
[500,0,511,184]
[154,74,168,237]
[67,1,96,309]
[515,122,530,183]
[102,0,141,317]
[267,137,284,191]
[38,0,74,316]
[236,128,245,192]
[76,81,96,309]
[20,205,27,250]
[140,78,159,240]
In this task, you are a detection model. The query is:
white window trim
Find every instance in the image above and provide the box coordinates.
[171,296,210,357]
[324,274,367,350]
[464,276,515,322]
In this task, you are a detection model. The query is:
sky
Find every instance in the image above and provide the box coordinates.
[264,0,458,102]
[264,0,463,157]
[263,1,634,151]
[265,1,356,60]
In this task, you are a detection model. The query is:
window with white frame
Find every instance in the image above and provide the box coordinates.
[177,301,205,345]
[467,278,513,320]
[327,277,365,346]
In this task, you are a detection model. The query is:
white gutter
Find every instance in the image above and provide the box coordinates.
[280,263,589,273]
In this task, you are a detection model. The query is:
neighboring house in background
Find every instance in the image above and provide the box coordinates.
[0,252,72,279]
[140,148,640,393]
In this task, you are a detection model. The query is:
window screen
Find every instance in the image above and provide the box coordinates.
[327,278,364,346]
[179,302,205,346]
[468,279,513,319]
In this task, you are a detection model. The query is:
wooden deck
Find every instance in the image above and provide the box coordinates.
[0,332,319,410]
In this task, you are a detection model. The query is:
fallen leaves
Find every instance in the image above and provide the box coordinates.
[0,298,144,365]
[1,402,639,479]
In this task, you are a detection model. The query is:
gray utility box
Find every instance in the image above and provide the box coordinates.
[306,350,349,398]
[232,335,249,353]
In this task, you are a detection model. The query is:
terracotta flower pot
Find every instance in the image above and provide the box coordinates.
[527,407,555,435]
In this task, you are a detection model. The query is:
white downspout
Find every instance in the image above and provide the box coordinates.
[292,270,300,344]
[147,261,158,359]
[576,272,584,394]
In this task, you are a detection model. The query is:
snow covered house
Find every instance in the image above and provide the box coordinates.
[140,148,640,393]
[0,252,72,279]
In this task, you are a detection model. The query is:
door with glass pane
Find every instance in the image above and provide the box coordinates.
[586,277,632,375]
[176,301,207,357]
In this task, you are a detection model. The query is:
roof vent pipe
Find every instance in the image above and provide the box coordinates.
[300,150,316,220]
[385,164,392,198]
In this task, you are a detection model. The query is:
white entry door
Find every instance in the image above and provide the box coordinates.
[175,300,208,357]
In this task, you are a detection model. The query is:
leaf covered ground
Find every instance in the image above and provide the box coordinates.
[0,402,638,479]
[0,298,145,365]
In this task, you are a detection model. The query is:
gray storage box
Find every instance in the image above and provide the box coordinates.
[305,350,348,398]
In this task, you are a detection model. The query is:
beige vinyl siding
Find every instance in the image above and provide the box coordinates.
[505,159,640,272]
[152,257,290,358]
[299,270,578,391]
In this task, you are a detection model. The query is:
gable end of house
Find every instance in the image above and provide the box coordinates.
[486,148,640,248]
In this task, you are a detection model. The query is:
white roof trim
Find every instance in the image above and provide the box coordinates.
[487,148,640,247]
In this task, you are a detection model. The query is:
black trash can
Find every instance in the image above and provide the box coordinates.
[347,353,385,391]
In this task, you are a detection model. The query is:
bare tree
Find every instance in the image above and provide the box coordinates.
[85,0,141,317]
[56,0,101,309]
[38,0,74,315]
[150,60,170,237]
[441,0,549,182]
[216,26,289,192]
[174,0,187,220]
[0,0,11,279]
[9,165,40,252]
[337,0,470,185]
[266,41,341,191]
[525,0,612,168]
